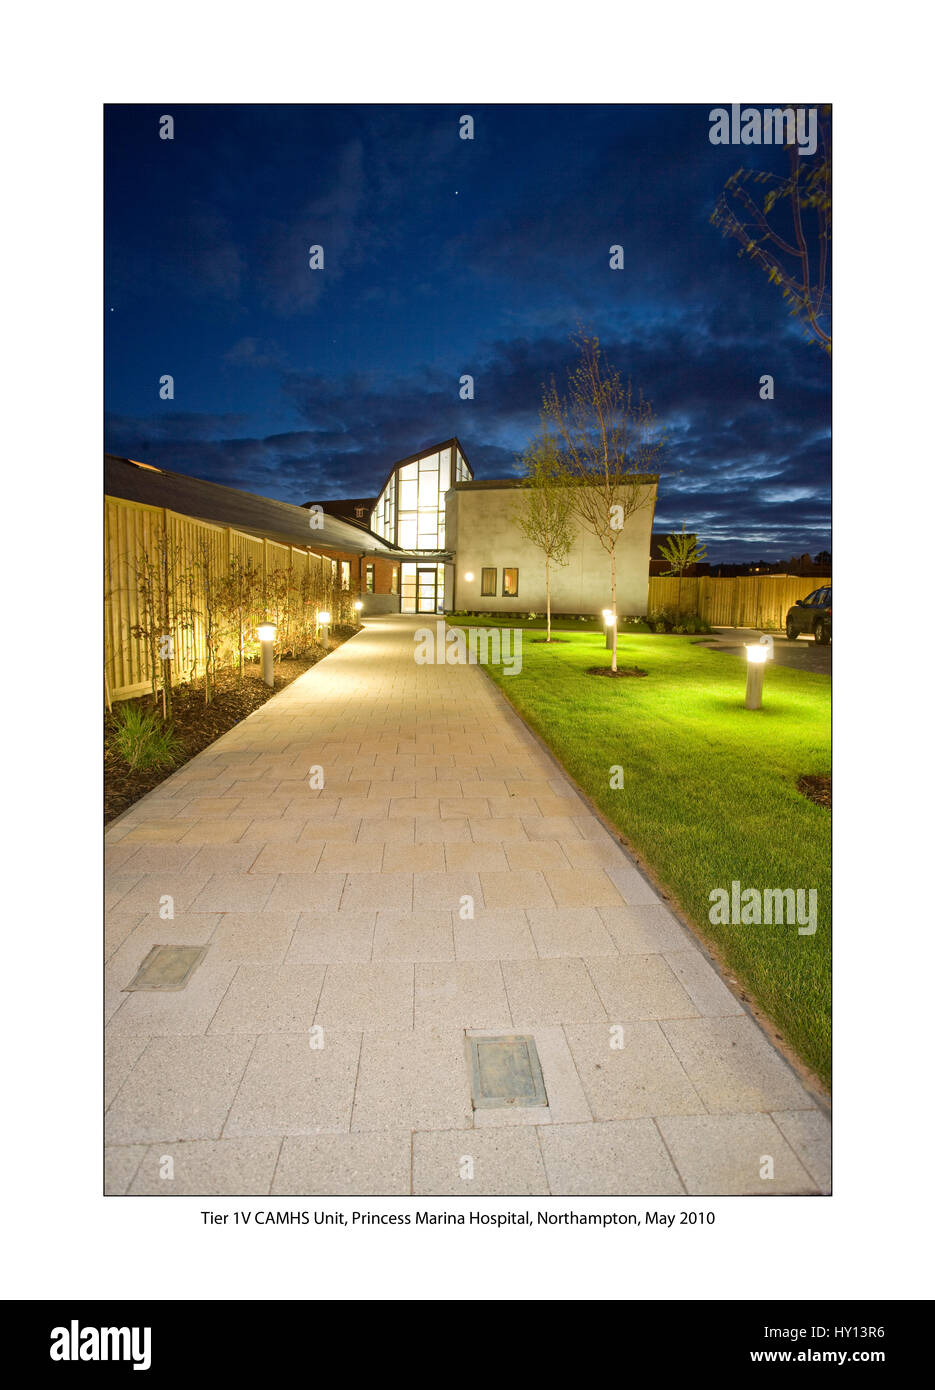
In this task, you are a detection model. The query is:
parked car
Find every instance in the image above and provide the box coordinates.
[785,586,831,644]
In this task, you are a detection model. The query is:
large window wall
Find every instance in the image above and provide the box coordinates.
[369,442,471,551]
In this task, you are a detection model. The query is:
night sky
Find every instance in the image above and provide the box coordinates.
[105,104,830,563]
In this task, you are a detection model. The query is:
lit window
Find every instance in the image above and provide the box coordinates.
[339,560,350,590]
[365,564,374,593]
[391,567,398,595]
[481,568,497,597]
[503,568,519,597]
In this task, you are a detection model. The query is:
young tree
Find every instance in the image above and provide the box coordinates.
[543,331,664,671]
[512,432,575,642]
[710,106,831,354]
[658,523,708,615]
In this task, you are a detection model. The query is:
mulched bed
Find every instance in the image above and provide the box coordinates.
[797,774,831,809]
[530,638,569,644]
[586,666,648,678]
[105,651,332,824]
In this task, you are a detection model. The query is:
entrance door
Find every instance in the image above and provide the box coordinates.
[416,566,437,614]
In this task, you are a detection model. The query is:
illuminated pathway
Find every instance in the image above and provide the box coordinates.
[104,616,830,1196]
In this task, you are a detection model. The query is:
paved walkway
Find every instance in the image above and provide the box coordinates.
[105,616,830,1196]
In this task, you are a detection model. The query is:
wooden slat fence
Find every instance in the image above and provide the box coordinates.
[104,495,340,702]
[647,574,828,630]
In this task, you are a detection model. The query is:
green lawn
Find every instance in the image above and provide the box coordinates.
[451,622,831,1087]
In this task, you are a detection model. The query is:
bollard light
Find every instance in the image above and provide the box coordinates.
[353,600,363,611]
[744,641,768,709]
[317,609,331,644]
[464,571,474,582]
[258,622,276,687]
[602,609,618,654]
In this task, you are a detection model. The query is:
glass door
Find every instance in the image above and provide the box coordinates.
[416,566,437,614]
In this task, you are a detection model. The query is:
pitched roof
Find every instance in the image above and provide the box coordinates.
[105,454,395,556]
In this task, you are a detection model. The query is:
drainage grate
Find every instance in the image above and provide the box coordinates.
[466,1034,547,1109]
[124,945,207,992]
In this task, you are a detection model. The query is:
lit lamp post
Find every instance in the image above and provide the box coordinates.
[353,599,363,624]
[257,622,276,688]
[744,641,769,709]
[317,609,331,645]
[603,608,617,655]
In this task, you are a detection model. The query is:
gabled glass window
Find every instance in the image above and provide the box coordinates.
[370,443,471,557]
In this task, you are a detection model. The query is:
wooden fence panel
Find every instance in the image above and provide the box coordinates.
[104,495,331,703]
[647,574,827,630]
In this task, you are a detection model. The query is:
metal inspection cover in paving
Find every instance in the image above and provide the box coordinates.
[467,1035,547,1108]
[104,615,829,1197]
[124,946,207,992]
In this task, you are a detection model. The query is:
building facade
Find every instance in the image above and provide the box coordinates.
[309,438,657,619]
[445,477,657,616]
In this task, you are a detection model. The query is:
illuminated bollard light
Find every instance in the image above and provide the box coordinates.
[257,622,276,688]
[353,600,363,625]
[317,609,332,645]
[744,641,769,709]
[603,609,618,655]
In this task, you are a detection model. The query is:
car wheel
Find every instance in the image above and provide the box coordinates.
[814,620,830,645]
[786,619,798,640]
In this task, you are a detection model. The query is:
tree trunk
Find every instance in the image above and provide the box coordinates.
[676,572,682,616]
[610,548,618,673]
[546,559,552,642]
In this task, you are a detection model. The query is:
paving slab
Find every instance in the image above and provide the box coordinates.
[502,959,608,1027]
[315,962,414,1030]
[657,1114,819,1195]
[663,949,745,1017]
[373,910,456,963]
[412,1127,549,1195]
[105,1036,256,1144]
[587,955,700,1021]
[525,907,618,958]
[285,911,376,965]
[415,962,510,1030]
[128,1139,282,1195]
[208,912,299,964]
[223,1032,361,1137]
[539,1120,685,1195]
[661,1016,817,1113]
[352,1030,473,1133]
[772,1109,832,1193]
[272,1132,411,1195]
[564,1021,707,1120]
[454,909,539,961]
[104,1145,148,1195]
[208,964,326,1034]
